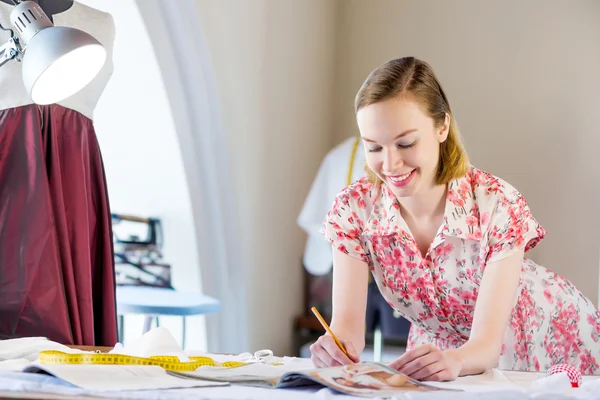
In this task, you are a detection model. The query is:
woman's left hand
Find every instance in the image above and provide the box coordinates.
[389,344,463,381]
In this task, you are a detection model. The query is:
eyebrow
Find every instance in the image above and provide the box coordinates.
[361,129,418,143]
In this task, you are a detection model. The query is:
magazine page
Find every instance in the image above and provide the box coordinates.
[171,362,310,387]
[22,364,227,391]
[277,362,460,397]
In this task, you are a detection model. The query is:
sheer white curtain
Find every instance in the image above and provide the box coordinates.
[136,0,249,353]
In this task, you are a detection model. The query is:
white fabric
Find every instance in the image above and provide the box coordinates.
[298,137,366,275]
[109,327,191,362]
[0,337,86,372]
[0,1,114,119]
[0,337,73,362]
[529,372,572,394]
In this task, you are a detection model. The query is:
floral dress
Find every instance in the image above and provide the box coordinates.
[323,166,600,374]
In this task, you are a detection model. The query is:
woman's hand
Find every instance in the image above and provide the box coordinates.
[310,335,360,368]
[389,344,463,381]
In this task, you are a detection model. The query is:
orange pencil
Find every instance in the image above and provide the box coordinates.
[310,306,349,357]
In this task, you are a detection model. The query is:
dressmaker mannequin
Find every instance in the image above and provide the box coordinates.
[0,0,118,346]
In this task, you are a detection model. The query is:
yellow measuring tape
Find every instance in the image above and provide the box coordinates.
[39,350,250,372]
[347,137,372,284]
[346,137,360,187]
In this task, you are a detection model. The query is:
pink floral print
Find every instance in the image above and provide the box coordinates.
[323,166,600,374]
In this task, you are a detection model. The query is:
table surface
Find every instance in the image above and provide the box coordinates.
[0,375,597,400]
[1,369,598,400]
[1,346,597,400]
[116,286,221,316]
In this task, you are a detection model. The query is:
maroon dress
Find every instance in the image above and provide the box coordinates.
[0,104,117,346]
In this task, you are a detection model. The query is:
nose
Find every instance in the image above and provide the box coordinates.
[382,147,402,174]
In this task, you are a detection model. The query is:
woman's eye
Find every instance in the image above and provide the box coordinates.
[397,142,415,149]
[367,147,382,153]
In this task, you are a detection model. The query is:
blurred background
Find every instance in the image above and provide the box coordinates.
[78,0,600,359]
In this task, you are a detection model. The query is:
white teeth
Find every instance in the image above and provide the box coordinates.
[388,171,412,182]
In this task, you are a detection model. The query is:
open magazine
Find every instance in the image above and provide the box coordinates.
[172,361,461,397]
[20,363,228,392]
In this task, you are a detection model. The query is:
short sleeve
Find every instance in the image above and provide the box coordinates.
[321,186,368,263]
[486,187,546,263]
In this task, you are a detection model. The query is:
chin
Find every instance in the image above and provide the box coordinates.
[390,186,417,198]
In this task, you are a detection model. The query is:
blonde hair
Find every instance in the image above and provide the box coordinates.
[355,57,469,185]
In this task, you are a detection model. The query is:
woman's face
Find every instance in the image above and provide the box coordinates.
[357,96,449,198]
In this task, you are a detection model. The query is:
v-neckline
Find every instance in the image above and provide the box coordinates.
[394,187,451,261]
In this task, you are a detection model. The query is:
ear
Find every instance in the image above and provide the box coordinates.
[438,113,450,143]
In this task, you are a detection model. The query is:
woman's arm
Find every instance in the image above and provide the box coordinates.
[450,249,524,375]
[310,248,369,367]
[330,248,370,355]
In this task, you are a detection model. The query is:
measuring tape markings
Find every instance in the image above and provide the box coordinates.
[39,351,253,372]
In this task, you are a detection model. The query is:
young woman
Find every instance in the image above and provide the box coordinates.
[310,57,600,381]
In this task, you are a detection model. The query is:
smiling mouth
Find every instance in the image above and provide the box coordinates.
[387,170,414,183]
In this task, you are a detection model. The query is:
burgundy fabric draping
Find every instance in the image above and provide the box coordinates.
[0,104,117,346]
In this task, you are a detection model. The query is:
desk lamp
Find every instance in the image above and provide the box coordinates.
[0,0,105,104]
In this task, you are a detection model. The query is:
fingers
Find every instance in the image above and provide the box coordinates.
[390,345,458,382]
[389,344,435,370]
[311,348,341,368]
[398,351,440,377]
[310,335,357,368]
[420,368,451,382]
[343,340,360,363]
[407,359,445,381]
[310,337,338,368]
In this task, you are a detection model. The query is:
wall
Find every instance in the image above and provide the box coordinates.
[77,0,205,349]
[195,0,338,354]
[77,0,599,355]
[333,0,600,303]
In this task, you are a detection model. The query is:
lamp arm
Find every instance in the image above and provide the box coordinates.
[0,23,23,68]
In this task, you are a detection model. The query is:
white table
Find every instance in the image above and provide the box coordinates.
[0,368,598,400]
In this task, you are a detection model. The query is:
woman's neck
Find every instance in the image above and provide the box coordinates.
[398,182,447,222]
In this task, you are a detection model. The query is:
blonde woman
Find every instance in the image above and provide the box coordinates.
[310,57,600,380]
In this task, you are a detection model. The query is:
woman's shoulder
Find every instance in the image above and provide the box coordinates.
[464,167,545,257]
[464,166,525,206]
[327,177,384,230]
[334,176,379,207]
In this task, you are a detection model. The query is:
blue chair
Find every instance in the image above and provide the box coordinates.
[116,286,220,348]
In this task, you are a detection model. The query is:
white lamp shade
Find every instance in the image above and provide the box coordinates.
[22,26,106,105]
